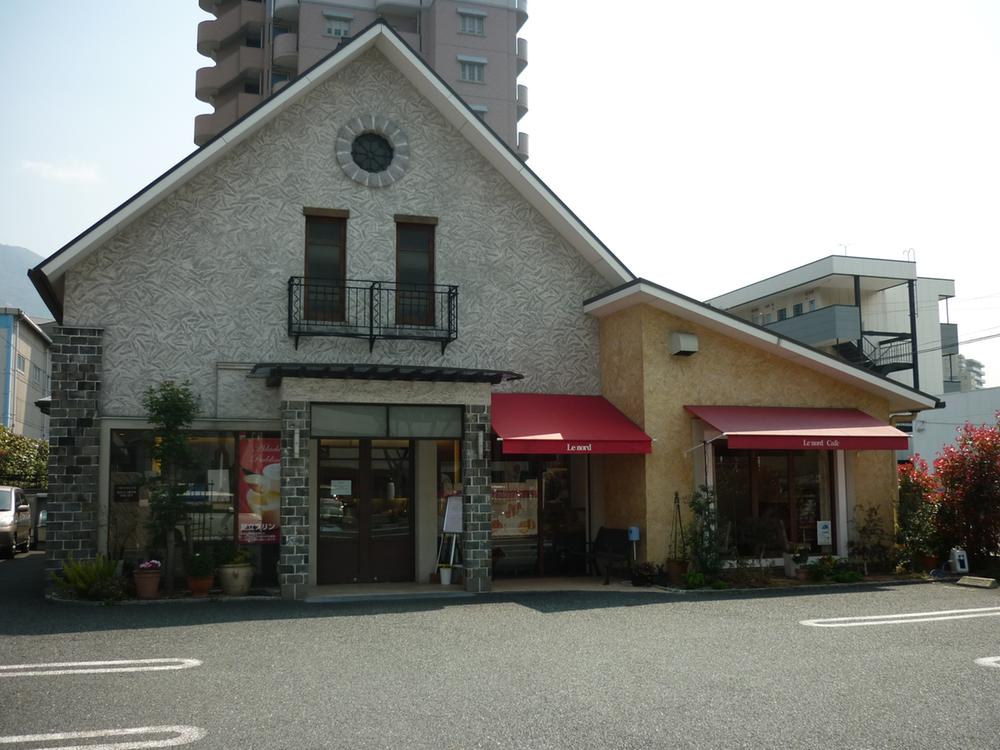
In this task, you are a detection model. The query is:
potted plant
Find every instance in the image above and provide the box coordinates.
[186,550,215,597]
[438,563,453,585]
[631,561,659,587]
[217,544,254,596]
[133,559,162,599]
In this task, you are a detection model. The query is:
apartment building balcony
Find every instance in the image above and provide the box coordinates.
[375,0,422,14]
[516,37,528,74]
[516,84,528,120]
[273,0,299,21]
[516,0,528,30]
[197,0,265,56]
[273,32,299,68]
[195,45,265,102]
[764,304,861,347]
[940,322,959,356]
[194,91,263,146]
[288,277,459,352]
[516,132,529,161]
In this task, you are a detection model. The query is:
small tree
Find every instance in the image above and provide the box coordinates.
[896,455,940,567]
[142,380,200,593]
[0,425,48,488]
[934,415,1000,567]
[687,485,723,580]
[850,504,890,575]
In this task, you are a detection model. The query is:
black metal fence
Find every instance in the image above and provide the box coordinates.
[288,277,458,352]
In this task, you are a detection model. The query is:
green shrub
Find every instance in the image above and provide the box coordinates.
[186,550,214,578]
[685,570,706,589]
[54,555,125,601]
[832,571,863,583]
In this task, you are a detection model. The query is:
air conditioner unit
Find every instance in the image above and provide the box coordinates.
[668,331,699,356]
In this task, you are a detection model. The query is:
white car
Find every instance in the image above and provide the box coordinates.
[0,486,32,558]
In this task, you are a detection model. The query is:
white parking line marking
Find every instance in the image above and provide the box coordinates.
[801,606,1000,627]
[975,656,1000,669]
[0,725,205,748]
[0,658,202,677]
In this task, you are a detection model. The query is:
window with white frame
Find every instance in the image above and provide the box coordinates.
[459,13,485,35]
[30,363,41,385]
[16,354,25,373]
[470,105,488,122]
[459,60,486,83]
[325,17,351,38]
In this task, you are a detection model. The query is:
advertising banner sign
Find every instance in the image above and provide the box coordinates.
[238,435,281,544]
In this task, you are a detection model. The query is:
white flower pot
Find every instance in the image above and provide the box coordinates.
[439,566,452,585]
[217,563,254,595]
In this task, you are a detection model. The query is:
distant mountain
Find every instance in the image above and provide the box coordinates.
[0,244,49,319]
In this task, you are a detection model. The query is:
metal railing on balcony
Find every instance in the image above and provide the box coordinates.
[288,277,458,352]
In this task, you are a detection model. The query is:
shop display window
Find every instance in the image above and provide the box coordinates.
[714,446,834,555]
[108,429,278,582]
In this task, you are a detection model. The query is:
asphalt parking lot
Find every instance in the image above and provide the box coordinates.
[2,551,998,749]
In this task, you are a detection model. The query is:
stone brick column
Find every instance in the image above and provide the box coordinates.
[45,326,103,582]
[279,401,310,599]
[462,403,492,593]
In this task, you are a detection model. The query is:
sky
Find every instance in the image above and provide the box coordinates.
[3,1,999,387]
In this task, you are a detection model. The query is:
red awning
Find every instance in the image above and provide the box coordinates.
[684,405,909,451]
[492,394,652,455]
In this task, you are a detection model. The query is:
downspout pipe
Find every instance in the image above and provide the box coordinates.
[1,313,12,429]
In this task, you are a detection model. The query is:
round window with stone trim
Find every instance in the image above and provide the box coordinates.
[336,116,410,188]
[351,133,394,173]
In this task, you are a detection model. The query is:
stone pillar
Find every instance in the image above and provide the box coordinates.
[45,327,103,582]
[279,400,310,599]
[462,403,492,592]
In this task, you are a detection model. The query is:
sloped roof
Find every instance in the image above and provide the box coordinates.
[29,20,634,322]
[584,278,941,413]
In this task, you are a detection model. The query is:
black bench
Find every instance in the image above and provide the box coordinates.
[587,527,631,584]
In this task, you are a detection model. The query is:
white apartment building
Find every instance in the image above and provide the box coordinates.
[707,256,958,397]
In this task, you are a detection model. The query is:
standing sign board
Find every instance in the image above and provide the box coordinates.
[237,435,281,544]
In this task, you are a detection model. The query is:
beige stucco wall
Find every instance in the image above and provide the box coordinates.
[600,304,898,563]
[596,307,647,542]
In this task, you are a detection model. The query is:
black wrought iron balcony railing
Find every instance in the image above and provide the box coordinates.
[288,277,458,352]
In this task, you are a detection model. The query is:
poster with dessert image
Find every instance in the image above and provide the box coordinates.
[238,436,281,544]
[490,482,538,537]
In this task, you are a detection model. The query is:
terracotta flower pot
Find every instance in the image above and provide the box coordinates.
[133,570,161,599]
[187,575,214,597]
[665,559,688,586]
[921,554,941,572]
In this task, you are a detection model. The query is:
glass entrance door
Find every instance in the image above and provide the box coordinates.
[317,439,414,584]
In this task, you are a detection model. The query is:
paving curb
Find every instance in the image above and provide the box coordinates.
[45,591,282,606]
[645,575,961,595]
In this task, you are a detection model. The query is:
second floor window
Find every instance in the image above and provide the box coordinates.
[793,303,803,316]
[777,308,787,321]
[305,215,347,322]
[396,222,436,326]
[16,354,25,373]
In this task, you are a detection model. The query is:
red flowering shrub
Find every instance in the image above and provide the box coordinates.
[896,455,940,565]
[933,415,1000,566]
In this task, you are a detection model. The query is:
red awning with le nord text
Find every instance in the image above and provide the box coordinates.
[684,405,910,451]
[491,394,653,455]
